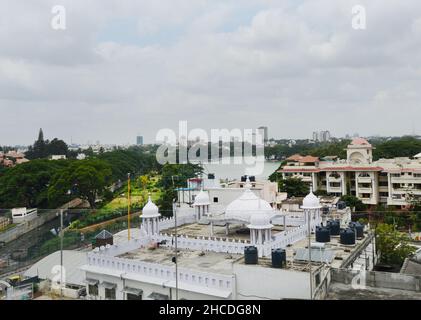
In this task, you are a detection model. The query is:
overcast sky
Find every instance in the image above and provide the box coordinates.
[1,0,421,145]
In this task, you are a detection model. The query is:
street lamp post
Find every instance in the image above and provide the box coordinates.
[301,189,321,300]
[173,200,178,300]
[60,208,63,299]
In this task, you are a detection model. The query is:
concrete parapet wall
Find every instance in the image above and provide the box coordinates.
[331,268,421,292]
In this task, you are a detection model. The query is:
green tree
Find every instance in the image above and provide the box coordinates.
[157,163,203,215]
[138,175,149,190]
[48,159,112,208]
[48,138,69,156]
[373,137,421,160]
[340,195,367,212]
[409,199,421,231]
[278,177,310,197]
[26,128,47,159]
[0,159,67,208]
[376,223,416,266]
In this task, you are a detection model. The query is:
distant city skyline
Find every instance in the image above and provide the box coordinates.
[1,1,421,145]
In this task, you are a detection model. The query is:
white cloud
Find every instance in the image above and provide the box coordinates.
[1,0,421,144]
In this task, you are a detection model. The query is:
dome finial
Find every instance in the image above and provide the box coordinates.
[301,189,321,209]
[245,176,252,189]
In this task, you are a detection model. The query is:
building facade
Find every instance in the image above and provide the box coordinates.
[279,138,421,207]
[258,126,268,143]
[80,186,376,300]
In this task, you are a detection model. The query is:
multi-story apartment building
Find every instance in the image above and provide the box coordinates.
[312,130,331,142]
[279,138,421,208]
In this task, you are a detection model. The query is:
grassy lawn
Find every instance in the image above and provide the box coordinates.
[103,175,162,211]
[69,174,162,230]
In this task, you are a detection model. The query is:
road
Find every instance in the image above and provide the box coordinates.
[0,213,76,277]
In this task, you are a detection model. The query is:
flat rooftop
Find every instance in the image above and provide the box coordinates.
[287,231,372,269]
[234,230,372,272]
[118,246,241,275]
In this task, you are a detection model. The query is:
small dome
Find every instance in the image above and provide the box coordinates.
[350,137,371,146]
[247,214,273,229]
[225,188,274,222]
[193,190,210,206]
[142,196,161,218]
[301,192,321,209]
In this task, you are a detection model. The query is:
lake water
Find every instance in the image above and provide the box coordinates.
[200,158,281,180]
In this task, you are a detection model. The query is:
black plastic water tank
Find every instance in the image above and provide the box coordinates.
[249,176,256,182]
[271,248,286,268]
[340,228,356,245]
[315,226,331,243]
[244,246,258,264]
[337,201,346,210]
[327,220,340,236]
[241,175,247,182]
[349,222,364,238]
[208,173,215,179]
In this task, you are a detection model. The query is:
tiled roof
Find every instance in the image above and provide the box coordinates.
[350,137,371,146]
[278,168,320,173]
[322,166,383,171]
[286,154,303,161]
[299,156,319,163]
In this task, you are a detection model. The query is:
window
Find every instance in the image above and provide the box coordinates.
[315,273,321,286]
[105,288,116,300]
[88,284,98,296]
[127,293,142,300]
[213,197,218,203]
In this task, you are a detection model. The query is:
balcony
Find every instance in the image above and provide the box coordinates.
[327,177,342,182]
[387,197,408,205]
[361,197,375,205]
[379,196,388,203]
[391,176,421,183]
[391,188,421,195]
[357,177,372,183]
[357,187,372,193]
[328,187,342,193]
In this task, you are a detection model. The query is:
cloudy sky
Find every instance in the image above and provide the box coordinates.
[1,0,421,145]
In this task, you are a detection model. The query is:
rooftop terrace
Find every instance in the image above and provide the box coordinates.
[117,246,241,275]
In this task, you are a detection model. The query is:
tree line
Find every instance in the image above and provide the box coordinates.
[0,148,160,209]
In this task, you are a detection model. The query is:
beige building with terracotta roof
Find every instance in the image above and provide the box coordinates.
[279,138,421,208]
[0,150,29,167]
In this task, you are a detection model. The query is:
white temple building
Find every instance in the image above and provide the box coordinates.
[80,182,376,300]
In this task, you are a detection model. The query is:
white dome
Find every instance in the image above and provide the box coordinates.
[247,214,273,229]
[225,188,274,222]
[193,190,210,206]
[142,196,161,218]
[301,192,321,209]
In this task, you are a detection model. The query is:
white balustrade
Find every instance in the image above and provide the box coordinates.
[87,251,233,292]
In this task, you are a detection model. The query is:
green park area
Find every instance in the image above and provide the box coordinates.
[103,175,161,211]
[69,174,162,231]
